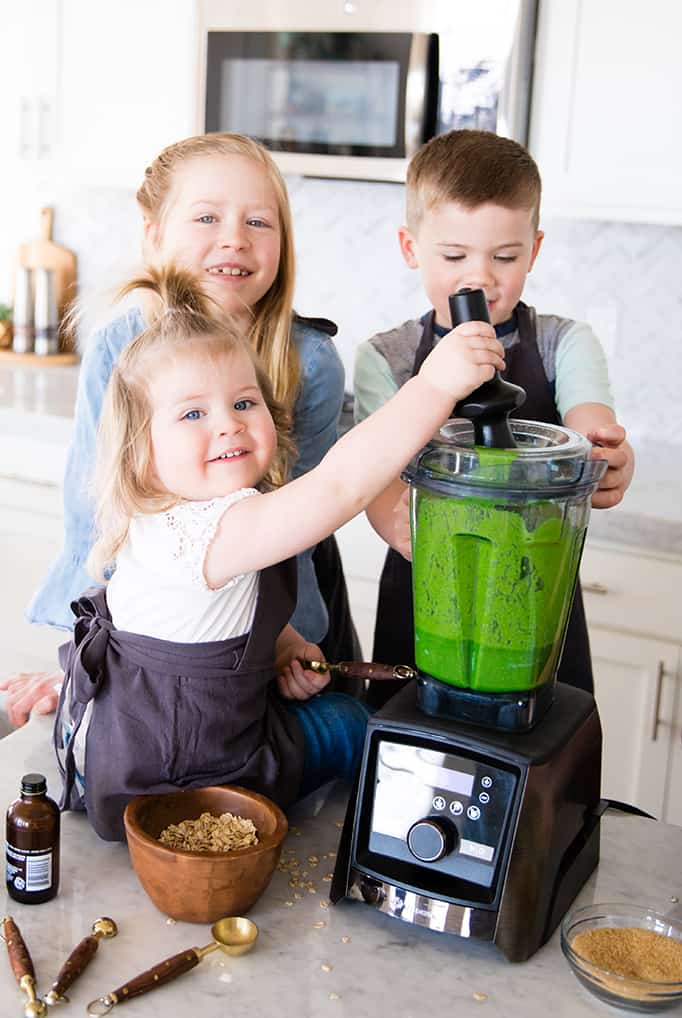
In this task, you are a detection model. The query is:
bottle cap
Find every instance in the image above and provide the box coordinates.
[21,773,47,794]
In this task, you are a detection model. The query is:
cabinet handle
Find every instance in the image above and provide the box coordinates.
[583,580,609,595]
[651,660,668,742]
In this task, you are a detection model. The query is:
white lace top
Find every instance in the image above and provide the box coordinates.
[106,488,260,642]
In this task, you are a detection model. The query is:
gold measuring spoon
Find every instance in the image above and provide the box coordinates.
[86,916,258,1015]
[1,916,47,1018]
[44,917,117,1005]
[303,658,417,681]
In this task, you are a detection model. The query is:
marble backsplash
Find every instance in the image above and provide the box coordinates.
[13,177,682,446]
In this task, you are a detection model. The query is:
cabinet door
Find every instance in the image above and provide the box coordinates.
[530,0,682,224]
[589,627,679,820]
[0,486,65,678]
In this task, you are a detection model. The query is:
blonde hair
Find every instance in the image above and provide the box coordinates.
[88,264,294,581]
[136,132,300,411]
[406,129,542,232]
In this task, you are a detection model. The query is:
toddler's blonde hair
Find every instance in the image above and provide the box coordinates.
[406,129,542,232]
[88,264,294,581]
[137,132,300,411]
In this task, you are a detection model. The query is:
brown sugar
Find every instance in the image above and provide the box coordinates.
[572,927,682,983]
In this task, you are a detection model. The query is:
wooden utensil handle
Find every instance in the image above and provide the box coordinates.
[2,917,36,982]
[50,934,99,998]
[40,207,54,242]
[111,950,200,1002]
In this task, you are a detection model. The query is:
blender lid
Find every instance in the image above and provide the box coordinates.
[404,418,607,497]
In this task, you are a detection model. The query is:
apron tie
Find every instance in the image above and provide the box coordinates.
[69,594,114,704]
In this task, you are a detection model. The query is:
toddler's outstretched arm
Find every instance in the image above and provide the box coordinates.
[206,321,504,586]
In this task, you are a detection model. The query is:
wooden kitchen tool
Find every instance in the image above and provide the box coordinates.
[44,917,117,1006]
[1,916,47,1018]
[86,917,258,1015]
[15,207,78,356]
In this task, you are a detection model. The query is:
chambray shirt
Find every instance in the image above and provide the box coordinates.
[28,307,345,642]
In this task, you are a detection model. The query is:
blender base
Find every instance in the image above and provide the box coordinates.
[416,672,555,732]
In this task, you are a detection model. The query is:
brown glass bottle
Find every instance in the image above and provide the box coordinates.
[6,773,60,904]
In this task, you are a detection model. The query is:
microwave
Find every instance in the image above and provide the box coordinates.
[204,30,439,180]
[198,1,537,183]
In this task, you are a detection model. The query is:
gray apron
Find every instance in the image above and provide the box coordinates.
[55,558,304,842]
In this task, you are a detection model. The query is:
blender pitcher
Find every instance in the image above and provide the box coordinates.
[405,420,606,728]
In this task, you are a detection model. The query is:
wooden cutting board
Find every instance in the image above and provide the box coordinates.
[16,207,78,352]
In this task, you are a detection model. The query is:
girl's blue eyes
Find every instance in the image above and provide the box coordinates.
[195,215,269,228]
[181,400,254,420]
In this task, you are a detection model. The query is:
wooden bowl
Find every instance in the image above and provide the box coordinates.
[123,785,288,923]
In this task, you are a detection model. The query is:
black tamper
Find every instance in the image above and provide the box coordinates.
[449,288,525,448]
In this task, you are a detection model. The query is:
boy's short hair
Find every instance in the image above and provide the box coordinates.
[406,129,542,231]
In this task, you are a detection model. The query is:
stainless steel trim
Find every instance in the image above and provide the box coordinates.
[404,34,430,157]
[497,0,538,144]
[347,869,496,940]
[652,660,665,742]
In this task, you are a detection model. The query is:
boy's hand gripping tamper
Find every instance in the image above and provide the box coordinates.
[449,287,525,448]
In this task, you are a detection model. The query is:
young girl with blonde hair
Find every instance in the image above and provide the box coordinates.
[55,264,505,841]
[3,132,357,724]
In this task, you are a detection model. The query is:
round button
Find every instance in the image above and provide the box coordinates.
[432,795,446,811]
[481,776,493,788]
[479,792,490,805]
[406,818,457,863]
[467,805,481,821]
[449,800,464,816]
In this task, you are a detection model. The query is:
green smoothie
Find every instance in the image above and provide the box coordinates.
[412,486,588,692]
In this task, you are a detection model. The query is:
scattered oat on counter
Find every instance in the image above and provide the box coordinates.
[472,992,488,1002]
[329,993,340,1001]
[320,900,329,909]
[341,936,350,944]
[321,964,333,972]
[322,874,332,882]
[165,917,177,925]
[284,901,293,907]
[312,921,326,929]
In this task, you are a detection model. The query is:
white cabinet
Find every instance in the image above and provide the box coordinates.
[0,478,65,678]
[529,0,682,225]
[581,541,682,824]
[0,1,197,196]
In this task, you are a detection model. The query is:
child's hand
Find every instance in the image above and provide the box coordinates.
[588,424,631,509]
[275,634,330,700]
[0,670,62,728]
[419,321,505,401]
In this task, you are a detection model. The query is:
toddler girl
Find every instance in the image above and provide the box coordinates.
[56,265,505,841]
[3,132,355,726]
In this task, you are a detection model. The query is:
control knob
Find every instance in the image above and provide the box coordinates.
[406,816,457,862]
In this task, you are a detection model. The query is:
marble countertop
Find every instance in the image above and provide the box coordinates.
[1,716,681,1018]
[1,359,681,557]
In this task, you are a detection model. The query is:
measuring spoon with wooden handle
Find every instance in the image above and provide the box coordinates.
[44,917,117,1005]
[1,916,46,1018]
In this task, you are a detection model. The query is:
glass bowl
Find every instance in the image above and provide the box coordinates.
[561,903,682,1013]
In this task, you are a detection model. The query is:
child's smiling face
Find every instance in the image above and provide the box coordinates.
[145,154,282,323]
[399,201,543,328]
[148,345,277,501]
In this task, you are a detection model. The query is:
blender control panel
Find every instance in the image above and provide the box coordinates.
[365,736,519,896]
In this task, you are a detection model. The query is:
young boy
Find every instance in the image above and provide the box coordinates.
[354,129,634,708]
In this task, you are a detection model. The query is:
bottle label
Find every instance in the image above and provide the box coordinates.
[6,844,53,893]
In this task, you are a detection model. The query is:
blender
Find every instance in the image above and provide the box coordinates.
[331,289,608,961]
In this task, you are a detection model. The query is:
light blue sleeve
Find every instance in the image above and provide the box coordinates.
[353,340,399,424]
[554,321,615,419]
[288,322,345,643]
[27,311,141,629]
[290,325,345,479]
